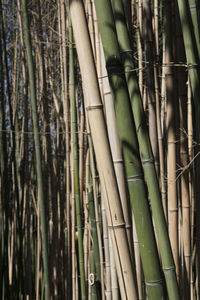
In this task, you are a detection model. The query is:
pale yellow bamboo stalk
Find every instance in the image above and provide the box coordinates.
[87,126,105,300]
[164,0,179,278]
[101,196,112,300]
[109,230,119,300]
[70,136,76,299]
[161,38,166,137]
[100,42,134,259]
[92,1,103,98]
[177,57,191,299]
[132,213,144,300]
[137,0,143,95]
[83,190,89,280]
[87,0,96,59]
[69,1,138,298]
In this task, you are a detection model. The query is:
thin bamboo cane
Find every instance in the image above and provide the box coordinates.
[21,1,50,298]
[175,10,191,297]
[100,42,134,260]
[101,195,112,300]
[69,14,87,299]
[137,0,143,95]
[143,0,159,175]
[163,0,179,281]
[69,1,138,298]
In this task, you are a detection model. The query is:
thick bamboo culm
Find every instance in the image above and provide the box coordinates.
[1,0,200,299]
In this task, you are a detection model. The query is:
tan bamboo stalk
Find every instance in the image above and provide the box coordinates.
[109,230,120,300]
[69,1,138,298]
[137,0,143,95]
[87,122,105,300]
[58,2,71,296]
[152,0,167,218]
[92,2,103,98]
[87,0,96,59]
[132,213,144,300]
[101,193,112,300]
[100,42,134,259]
[155,63,167,218]
[175,13,191,297]
[143,0,159,174]
[187,81,194,248]
[154,0,159,61]
[79,101,85,207]
[161,37,166,137]
[71,138,76,299]
[187,80,195,298]
[163,0,179,278]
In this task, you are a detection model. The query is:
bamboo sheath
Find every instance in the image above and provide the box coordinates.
[111,1,180,299]
[69,1,138,299]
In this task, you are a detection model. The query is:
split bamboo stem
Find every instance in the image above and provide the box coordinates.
[69,1,138,299]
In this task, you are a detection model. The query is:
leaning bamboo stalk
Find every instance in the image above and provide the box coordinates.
[69,14,87,299]
[21,0,50,298]
[69,1,138,299]
[100,42,134,259]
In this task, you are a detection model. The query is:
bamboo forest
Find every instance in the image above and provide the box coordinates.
[1,0,200,299]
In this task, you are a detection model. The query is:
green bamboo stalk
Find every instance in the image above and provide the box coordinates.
[21,1,50,299]
[113,0,186,297]
[93,0,166,298]
[188,0,200,59]
[69,14,87,300]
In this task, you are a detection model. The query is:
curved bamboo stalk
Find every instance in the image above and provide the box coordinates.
[69,1,138,299]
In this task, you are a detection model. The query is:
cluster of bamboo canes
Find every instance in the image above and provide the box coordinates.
[0,0,200,299]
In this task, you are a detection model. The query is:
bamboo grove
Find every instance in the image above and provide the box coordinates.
[0,0,200,299]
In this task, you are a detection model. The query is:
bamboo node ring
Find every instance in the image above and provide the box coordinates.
[86,104,103,110]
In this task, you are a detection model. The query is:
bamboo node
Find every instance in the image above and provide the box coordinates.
[145,279,163,286]
[127,174,143,182]
[86,104,103,110]
[108,222,125,229]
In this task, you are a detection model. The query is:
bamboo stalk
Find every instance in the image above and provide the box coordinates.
[69,1,138,298]
[69,14,87,300]
[112,0,180,298]
[21,0,50,298]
